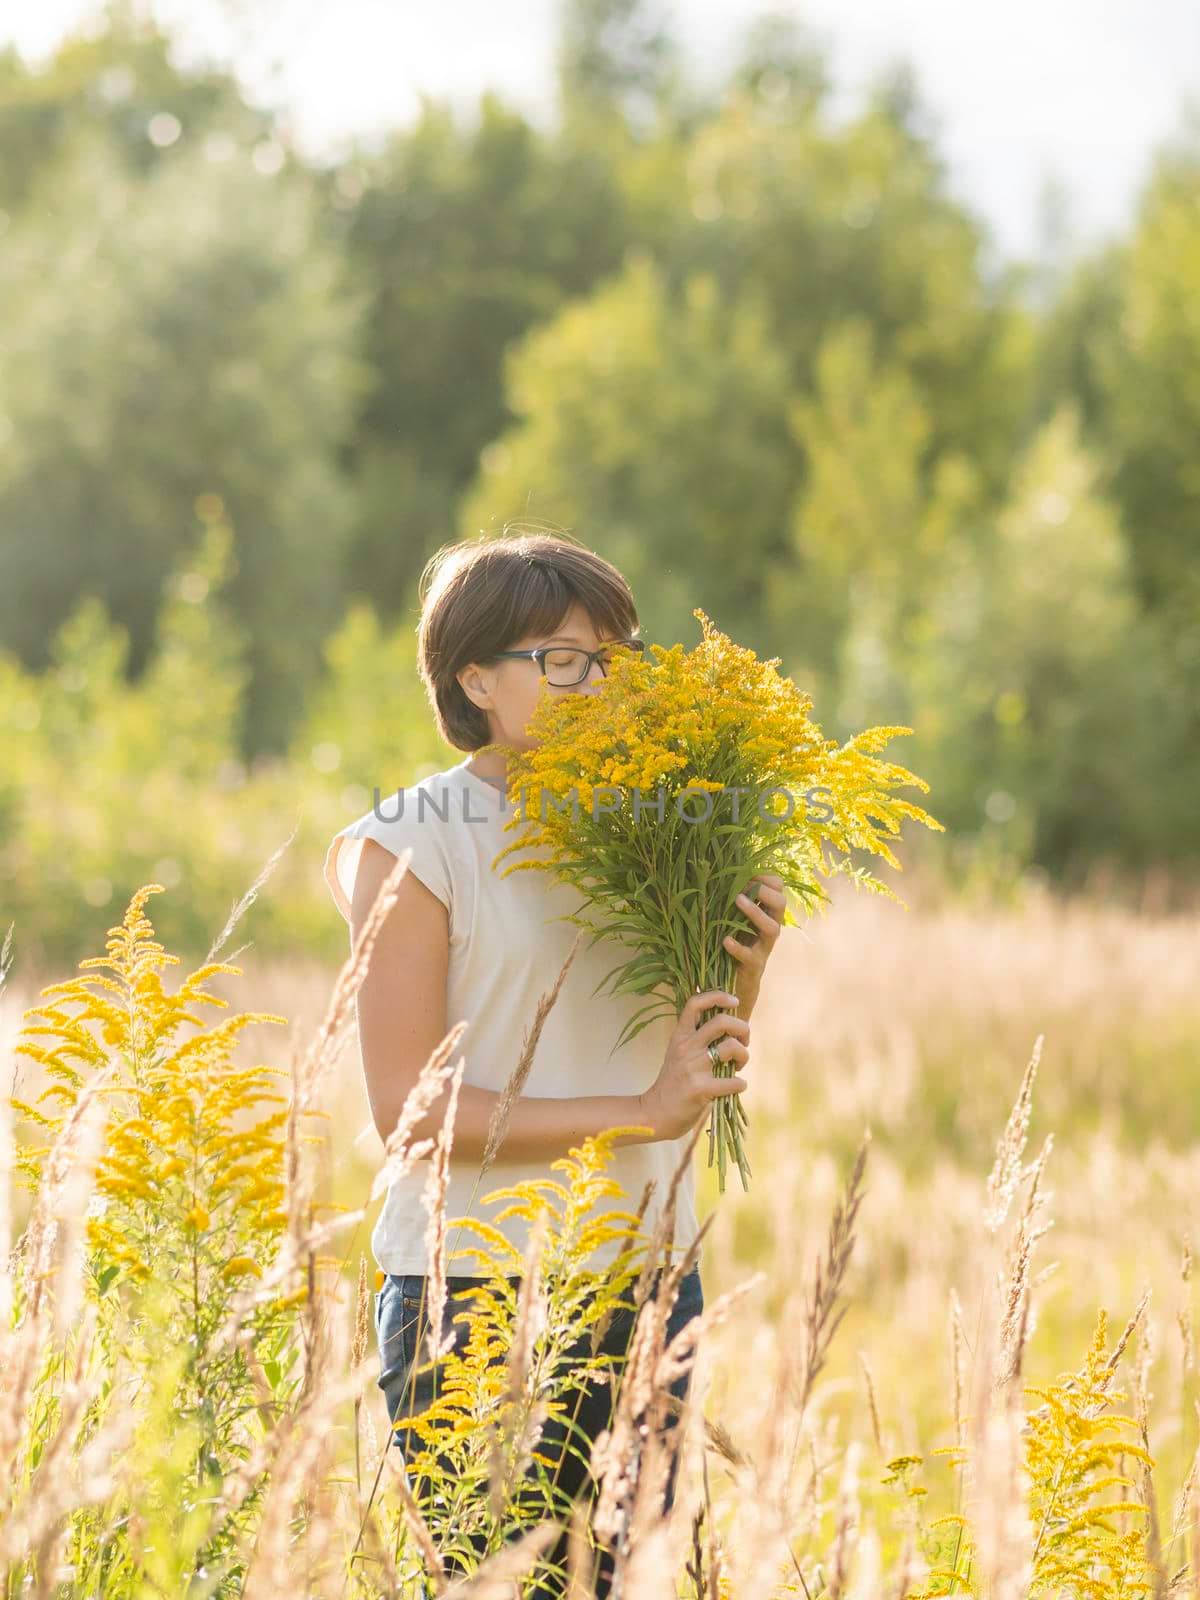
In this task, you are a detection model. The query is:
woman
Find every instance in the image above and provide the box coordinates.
[324,532,785,1596]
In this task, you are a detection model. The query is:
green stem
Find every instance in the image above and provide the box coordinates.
[696,939,750,1195]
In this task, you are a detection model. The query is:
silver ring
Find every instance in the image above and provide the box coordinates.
[707,1041,723,1071]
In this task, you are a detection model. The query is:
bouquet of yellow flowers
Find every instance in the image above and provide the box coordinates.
[484,609,943,1192]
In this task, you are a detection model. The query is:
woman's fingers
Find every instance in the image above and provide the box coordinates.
[697,1012,749,1045]
[734,874,787,923]
[732,889,782,940]
[681,989,738,1020]
[711,1075,748,1097]
[743,873,785,900]
[705,1035,749,1065]
[674,990,739,1045]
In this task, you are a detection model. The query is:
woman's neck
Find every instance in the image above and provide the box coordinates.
[465,754,507,793]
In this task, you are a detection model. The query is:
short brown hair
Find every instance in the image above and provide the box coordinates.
[416,529,640,751]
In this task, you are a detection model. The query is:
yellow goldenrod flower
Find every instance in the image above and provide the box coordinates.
[221,1256,262,1279]
[9,885,292,1314]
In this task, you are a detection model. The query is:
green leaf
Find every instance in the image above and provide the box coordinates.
[610,996,677,1055]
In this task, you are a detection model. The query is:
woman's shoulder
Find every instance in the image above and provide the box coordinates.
[351,768,465,833]
[324,762,468,923]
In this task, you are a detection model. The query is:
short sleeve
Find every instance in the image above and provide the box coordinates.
[323,791,453,926]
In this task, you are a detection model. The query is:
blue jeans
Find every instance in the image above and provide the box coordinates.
[374,1263,704,1598]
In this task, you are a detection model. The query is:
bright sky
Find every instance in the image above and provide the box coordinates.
[6,0,1200,260]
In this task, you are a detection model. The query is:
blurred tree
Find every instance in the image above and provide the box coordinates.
[730,9,829,116]
[1096,145,1200,631]
[339,95,632,613]
[0,123,367,754]
[905,408,1190,877]
[1031,139,1200,838]
[0,4,270,215]
[137,517,247,781]
[1027,246,1123,437]
[0,522,251,961]
[644,77,1034,500]
[289,602,450,795]
[459,253,798,658]
[0,0,1194,921]
[782,317,982,718]
[556,0,680,130]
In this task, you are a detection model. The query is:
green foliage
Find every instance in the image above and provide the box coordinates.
[287,600,452,793]
[460,254,799,658]
[903,408,1192,877]
[341,94,632,609]
[0,531,470,966]
[0,530,427,966]
[661,82,1034,493]
[783,317,983,704]
[0,0,1197,964]
[0,115,368,753]
[1100,145,1200,626]
[0,11,266,213]
[556,0,679,126]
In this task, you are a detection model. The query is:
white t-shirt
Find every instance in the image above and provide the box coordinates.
[323,755,702,1278]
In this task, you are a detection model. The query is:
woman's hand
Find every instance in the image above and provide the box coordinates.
[723,872,787,1019]
[637,989,750,1142]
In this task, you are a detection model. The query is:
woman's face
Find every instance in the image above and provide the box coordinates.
[457,600,626,752]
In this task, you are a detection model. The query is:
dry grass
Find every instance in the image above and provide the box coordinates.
[3,864,1200,1594]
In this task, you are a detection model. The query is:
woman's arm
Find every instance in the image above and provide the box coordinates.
[350,838,652,1165]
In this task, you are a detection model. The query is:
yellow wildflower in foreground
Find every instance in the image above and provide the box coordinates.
[481,609,944,1193]
[9,884,306,1327]
[6,883,338,1572]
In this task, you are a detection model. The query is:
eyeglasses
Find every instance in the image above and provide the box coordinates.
[486,637,646,687]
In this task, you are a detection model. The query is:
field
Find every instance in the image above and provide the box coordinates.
[5,2,1199,1591]
[4,868,1198,1595]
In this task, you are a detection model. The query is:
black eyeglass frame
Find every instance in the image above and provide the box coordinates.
[484,637,647,687]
